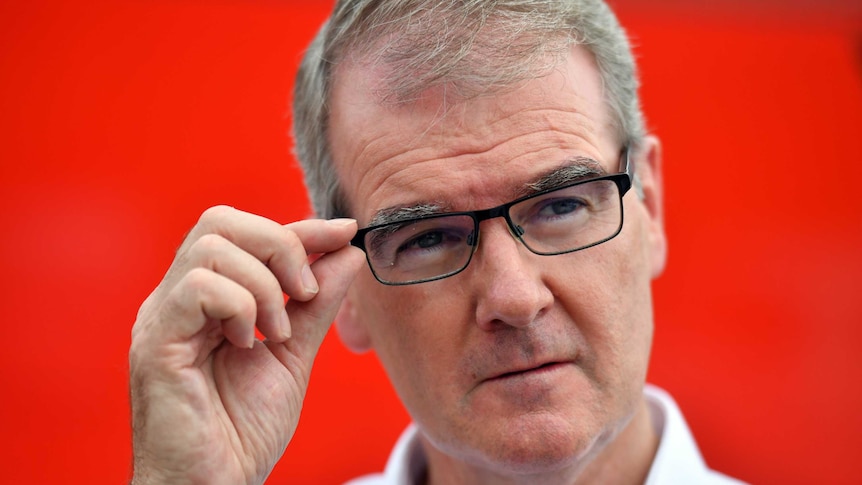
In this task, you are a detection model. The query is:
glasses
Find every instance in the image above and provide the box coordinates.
[351,148,633,285]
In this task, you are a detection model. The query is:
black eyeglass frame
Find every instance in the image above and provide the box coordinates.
[350,147,633,285]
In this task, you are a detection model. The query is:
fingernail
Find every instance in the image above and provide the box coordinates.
[280,309,292,339]
[301,263,319,294]
[327,218,356,226]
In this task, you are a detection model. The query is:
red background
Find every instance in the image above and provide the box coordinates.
[1,1,860,483]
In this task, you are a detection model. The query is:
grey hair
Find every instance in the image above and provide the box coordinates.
[292,0,646,219]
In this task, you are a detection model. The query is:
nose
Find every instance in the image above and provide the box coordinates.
[470,220,554,330]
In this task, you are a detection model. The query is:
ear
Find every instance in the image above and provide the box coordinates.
[334,283,372,354]
[635,135,667,279]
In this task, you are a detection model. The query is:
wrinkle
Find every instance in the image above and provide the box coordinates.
[349,116,605,206]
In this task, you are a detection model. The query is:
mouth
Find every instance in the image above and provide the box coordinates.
[486,361,570,382]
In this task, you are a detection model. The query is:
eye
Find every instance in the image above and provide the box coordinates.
[401,230,446,251]
[537,198,584,218]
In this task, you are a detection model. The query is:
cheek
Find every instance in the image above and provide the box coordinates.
[608,208,655,383]
[356,280,470,409]
[555,206,654,390]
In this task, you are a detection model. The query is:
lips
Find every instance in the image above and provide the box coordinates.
[486,361,570,382]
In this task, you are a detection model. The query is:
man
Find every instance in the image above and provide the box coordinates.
[130,1,742,483]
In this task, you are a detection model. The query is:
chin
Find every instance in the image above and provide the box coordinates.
[495,416,612,474]
[428,410,615,478]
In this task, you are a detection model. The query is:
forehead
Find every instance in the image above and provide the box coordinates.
[328,46,619,224]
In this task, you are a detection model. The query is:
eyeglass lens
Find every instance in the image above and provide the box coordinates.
[361,178,623,284]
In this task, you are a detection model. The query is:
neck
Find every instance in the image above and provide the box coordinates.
[421,398,659,485]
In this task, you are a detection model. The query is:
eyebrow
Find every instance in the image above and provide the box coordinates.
[366,157,607,227]
[368,203,448,227]
[518,157,606,197]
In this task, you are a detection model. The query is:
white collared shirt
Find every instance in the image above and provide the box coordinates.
[346,385,744,485]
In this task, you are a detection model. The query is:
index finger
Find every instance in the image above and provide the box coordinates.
[176,206,358,302]
[283,218,359,255]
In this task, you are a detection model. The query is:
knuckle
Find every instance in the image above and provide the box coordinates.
[271,230,307,278]
[158,267,212,321]
[196,232,227,248]
[181,267,214,293]
[277,228,303,254]
[195,205,237,232]
[189,233,229,259]
[198,205,234,227]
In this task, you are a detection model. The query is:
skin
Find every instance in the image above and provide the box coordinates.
[130,210,365,484]
[129,45,667,485]
[331,45,667,484]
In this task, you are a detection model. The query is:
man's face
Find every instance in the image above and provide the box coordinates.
[329,46,666,473]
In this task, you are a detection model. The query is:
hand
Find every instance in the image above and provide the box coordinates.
[129,206,365,484]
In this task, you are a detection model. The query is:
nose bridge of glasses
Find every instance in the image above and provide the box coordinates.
[470,205,524,247]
